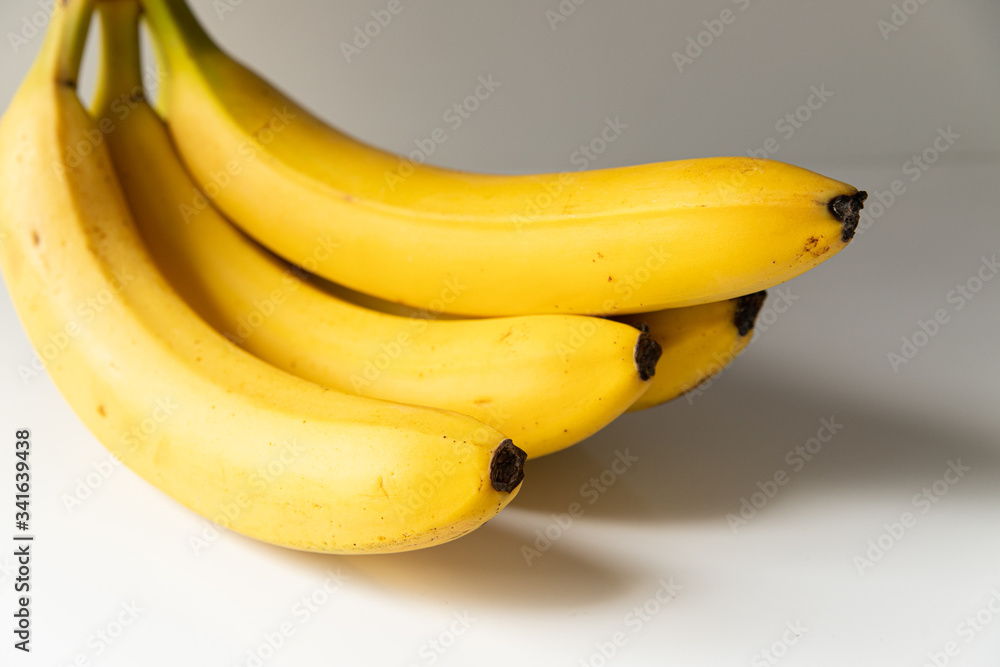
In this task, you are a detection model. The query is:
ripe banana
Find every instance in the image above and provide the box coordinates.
[139,0,867,317]
[319,279,757,413]
[91,18,660,460]
[617,292,766,412]
[0,0,525,555]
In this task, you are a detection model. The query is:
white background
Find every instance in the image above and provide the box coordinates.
[2,0,999,665]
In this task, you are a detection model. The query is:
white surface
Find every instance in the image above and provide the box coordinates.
[2,1,999,665]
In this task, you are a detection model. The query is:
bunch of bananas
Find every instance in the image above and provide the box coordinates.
[0,0,866,553]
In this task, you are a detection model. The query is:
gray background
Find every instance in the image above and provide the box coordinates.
[2,1,999,665]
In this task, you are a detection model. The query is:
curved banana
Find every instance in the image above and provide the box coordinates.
[617,292,766,412]
[139,0,866,317]
[321,278,752,413]
[92,20,659,460]
[0,0,525,555]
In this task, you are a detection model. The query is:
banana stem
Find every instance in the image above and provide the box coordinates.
[145,16,172,115]
[94,1,143,115]
[29,0,96,87]
[138,0,216,64]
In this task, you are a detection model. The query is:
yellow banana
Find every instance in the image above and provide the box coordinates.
[139,0,866,317]
[617,292,766,412]
[92,18,659,460]
[0,0,524,555]
[324,280,757,413]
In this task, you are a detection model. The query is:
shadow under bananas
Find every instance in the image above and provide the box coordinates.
[229,356,999,612]
[254,517,663,611]
[510,358,1000,523]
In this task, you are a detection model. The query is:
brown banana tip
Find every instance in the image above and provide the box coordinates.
[634,327,662,381]
[828,190,868,242]
[733,290,768,337]
[490,439,526,493]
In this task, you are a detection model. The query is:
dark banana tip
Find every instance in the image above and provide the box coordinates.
[733,290,768,337]
[490,439,526,493]
[828,190,868,242]
[633,325,663,381]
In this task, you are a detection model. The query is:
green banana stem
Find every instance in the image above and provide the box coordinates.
[94,0,143,115]
[29,0,96,87]
[138,0,217,62]
[144,11,173,115]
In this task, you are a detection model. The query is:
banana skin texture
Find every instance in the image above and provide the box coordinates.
[0,0,525,555]
[91,27,659,459]
[139,0,867,317]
